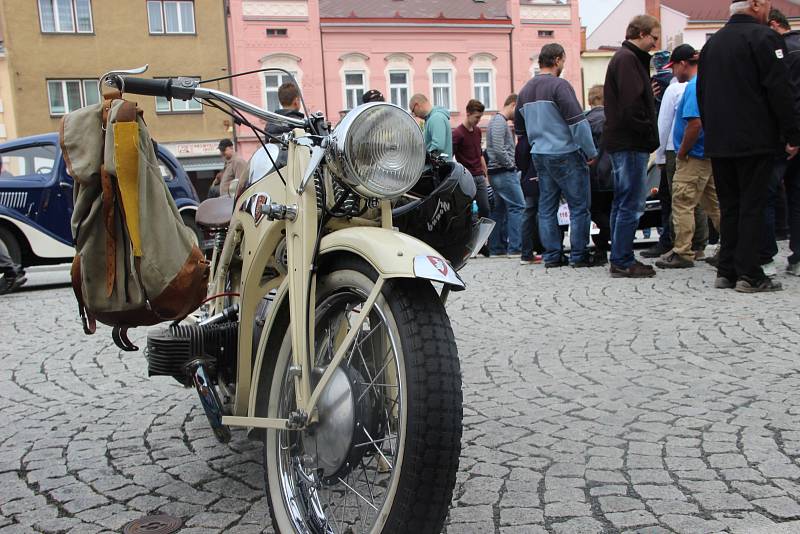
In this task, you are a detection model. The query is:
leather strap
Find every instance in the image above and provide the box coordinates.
[100,164,116,298]
[71,256,96,335]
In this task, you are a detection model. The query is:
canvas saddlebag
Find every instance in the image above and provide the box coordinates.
[60,96,209,350]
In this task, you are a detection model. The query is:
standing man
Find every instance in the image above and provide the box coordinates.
[410,93,453,161]
[451,99,492,222]
[656,47,721,269]
[767,8,800,276]
[217,139,248,197]
[486,94,526,258]
[698,0,800,292]
[604,15,661,278]
[515,43,598,268]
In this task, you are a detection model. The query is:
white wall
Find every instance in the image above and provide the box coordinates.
[587,0,690,51]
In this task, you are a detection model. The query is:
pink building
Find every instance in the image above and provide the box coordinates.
[227,0,584,157]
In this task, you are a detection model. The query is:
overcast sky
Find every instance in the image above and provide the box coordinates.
[579,0,622,34]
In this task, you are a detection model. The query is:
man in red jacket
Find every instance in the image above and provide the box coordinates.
[603,14,662,278]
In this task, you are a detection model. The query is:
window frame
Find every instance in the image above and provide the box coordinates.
[388,70,410,110]
[38,0,94,34]
[46,78,100,117]
[343,70,366,111]
[147,0,197,35]
[155,76,203,114]
[431,69,453,111]
[473,69,493,110]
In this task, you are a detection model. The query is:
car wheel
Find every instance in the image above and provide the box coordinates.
[0,227,22,266]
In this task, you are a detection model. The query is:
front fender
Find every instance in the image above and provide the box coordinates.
[319,227,465,290]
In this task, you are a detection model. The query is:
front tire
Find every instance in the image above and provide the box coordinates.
[263,260,462,533]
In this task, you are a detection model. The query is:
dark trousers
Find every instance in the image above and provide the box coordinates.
[591,190,613,251]
[0,246,19,277]
[711,156,773,282]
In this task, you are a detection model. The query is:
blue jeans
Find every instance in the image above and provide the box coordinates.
[609,151,650,268]
[533,151,591,264]
[488,170,525,255]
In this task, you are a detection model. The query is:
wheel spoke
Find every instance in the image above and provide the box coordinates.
[337,475,379,512]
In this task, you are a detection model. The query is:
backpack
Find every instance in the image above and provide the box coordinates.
[60,94,209,350]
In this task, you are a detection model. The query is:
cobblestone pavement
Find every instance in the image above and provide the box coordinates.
[2,247,800,534]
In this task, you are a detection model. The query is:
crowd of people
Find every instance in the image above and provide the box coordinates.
[403,0,800,293]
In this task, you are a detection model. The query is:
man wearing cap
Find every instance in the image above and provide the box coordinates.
[362,90,385,104]
[698,0,800,292]
[656,45,721,269]
[644,45,710,261]
[217,139,248,197]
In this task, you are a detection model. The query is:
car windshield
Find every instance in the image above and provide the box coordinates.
[0,144,58,179]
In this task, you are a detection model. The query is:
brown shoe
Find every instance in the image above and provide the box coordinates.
[610,262,657,278]
[655,252,694,269]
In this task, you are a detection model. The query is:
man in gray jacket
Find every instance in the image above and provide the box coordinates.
[486,94,526,258]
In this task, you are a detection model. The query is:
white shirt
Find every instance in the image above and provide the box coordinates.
[655,79,688,164]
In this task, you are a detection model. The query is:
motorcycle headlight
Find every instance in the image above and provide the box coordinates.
[327,102,425,199]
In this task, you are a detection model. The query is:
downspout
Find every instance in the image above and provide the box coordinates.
[223,0,237,145]
[509,27,515,92]
[318,20,329,117]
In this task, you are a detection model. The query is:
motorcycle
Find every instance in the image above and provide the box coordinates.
[101,66,493,533]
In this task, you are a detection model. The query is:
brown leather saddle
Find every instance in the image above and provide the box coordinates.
[196,196,234,229]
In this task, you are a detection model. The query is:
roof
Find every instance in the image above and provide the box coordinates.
[662,0,800,22]
[318,0,510,20]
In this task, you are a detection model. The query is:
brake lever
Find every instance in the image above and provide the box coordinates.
[98,64,150,93]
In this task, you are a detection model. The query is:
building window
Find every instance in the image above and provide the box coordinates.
[344,71,366,110]
[265,72,297,111]
[38,0,93,33]
[147,1,195,34]
[266,28,288,37]
[155,77,202,112]
[538,30,554,38]
[388,71,409,110]
[432,70,452,110]
[473,69,492,108]
[47,79,99,116]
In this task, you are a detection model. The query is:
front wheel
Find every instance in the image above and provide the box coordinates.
[263,260,462,533]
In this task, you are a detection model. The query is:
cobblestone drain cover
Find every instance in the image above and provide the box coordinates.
[122,514,183,534]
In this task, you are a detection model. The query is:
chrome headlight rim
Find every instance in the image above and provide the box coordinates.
[327,102,426,199]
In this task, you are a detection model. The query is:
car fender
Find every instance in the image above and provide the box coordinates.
[0,206,74,259]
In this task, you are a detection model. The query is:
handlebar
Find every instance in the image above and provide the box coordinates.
[106,74,307,129]
[121,77,198,100]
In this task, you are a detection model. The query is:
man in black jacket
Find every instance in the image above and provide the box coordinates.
[698,0,800,292]
[767,8,800,277]
[604,14,661,278]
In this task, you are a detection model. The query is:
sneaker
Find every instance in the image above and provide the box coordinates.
[694,249,706,261]
[610,262,656,278]
[705,246,720,267]
[735,277,783,293]
[787,262,800,276]
[714,276,736,289]
[0,271,26,295]
[545,255,568,268]
[592,250,609,266]
[640,243,670,258]
[761,261,777,277]
[479,245,491,258]
[655,252,695,269]
[520,255,543,265]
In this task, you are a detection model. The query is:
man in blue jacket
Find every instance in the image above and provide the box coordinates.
[515,43,598,268]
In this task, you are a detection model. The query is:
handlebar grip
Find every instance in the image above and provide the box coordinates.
[120,77,172,97]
